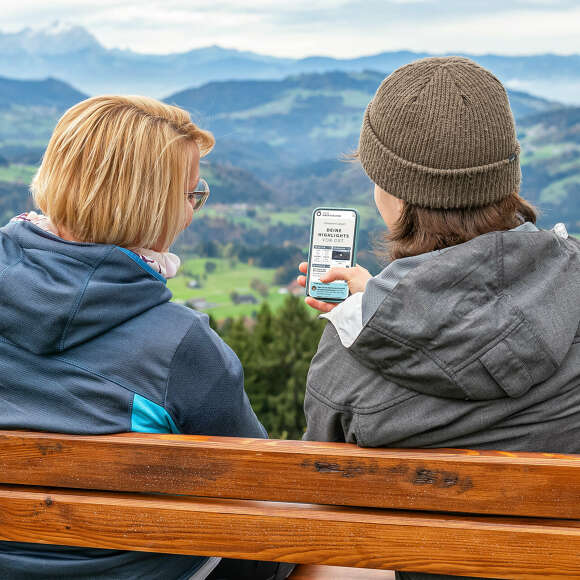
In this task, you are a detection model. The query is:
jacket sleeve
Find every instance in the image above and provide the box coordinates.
[164,314,267,438]
[302,323,358,443]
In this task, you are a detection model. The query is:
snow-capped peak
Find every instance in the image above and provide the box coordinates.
[0,21,102,56]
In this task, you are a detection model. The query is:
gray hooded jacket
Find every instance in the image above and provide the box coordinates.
[304,223,580,580]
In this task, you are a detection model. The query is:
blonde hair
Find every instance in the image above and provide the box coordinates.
[31,95,214,250]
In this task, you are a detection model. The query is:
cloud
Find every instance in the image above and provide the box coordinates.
[1,0,579,57]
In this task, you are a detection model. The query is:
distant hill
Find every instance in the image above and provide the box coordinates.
[0,75,87,109]
[168,71,384,117]
[519,107,580,144]
[167,70,561,167]
[0,70,577,233]
[1,69,556,166]
[0,73,275,211]
[517,107,580,230]
[1,23,580,104]
[0,76,87,148]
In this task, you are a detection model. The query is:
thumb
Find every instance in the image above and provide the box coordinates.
[320,267,353,283]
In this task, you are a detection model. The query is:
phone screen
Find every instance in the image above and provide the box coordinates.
[307,208,359,302]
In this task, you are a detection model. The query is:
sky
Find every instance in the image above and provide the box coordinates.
[2,0,580,58]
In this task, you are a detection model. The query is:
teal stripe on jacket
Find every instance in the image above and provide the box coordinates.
[131,393,180,433]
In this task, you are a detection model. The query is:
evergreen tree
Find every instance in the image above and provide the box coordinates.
[219,296,324,439]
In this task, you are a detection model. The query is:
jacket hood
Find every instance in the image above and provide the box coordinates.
[0,221,172,355]
[350,227,580,401]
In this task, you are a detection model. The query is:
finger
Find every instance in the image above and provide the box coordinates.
[305,296,337,313]
[297,275,306,287]
[320,267,352,283]
[298,262,308,274]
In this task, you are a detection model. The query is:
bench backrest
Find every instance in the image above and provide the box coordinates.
[1,430,579,579]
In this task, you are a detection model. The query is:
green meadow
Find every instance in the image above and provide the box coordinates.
[167,257,295,320]
[540,173,580,205]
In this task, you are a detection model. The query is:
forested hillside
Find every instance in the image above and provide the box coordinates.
[0,76,87,149]
[1,70,578,238]
[168,71,560,166]
[519,107,580,229]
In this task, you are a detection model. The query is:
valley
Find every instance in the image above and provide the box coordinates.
[1,65,578,320]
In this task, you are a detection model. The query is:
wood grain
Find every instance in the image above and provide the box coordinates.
[0,485,578,579]
[1,430,579,518]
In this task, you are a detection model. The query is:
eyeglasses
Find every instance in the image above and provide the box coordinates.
[185,178,210,211]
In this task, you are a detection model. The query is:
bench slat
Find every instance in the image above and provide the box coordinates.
[1,430,579,519]
[0,485,578,580]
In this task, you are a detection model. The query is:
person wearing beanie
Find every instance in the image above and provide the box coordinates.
[298,56,580,580]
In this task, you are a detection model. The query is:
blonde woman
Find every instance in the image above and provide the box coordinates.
[0,96,293,580]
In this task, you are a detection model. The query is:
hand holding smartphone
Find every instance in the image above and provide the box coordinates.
[306,208,359,303]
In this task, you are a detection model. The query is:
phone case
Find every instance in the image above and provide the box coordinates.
[306,207,359,303]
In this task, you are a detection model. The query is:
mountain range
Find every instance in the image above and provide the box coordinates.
[1,23,580,104]
[0,69,578,236]
[1,71,560,169]
[166,71,562,168]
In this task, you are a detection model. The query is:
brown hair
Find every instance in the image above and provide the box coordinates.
[383,193,537,261]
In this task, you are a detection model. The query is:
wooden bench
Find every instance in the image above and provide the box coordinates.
[0,431,579,579]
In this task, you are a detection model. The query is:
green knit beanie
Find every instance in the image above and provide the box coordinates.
[358,56,521,209]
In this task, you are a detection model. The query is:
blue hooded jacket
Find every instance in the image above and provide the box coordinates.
[0,220,266,579]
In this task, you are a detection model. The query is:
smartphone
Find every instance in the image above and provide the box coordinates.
[306,207,359,303]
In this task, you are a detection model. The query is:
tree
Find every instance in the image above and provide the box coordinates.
[219,296,324,439]
[204,260,217,274]
[222,242,239,269]
[207,314,219,332]
[250,278,269,298]
[197,240,221,258]
[274,263,299,285]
